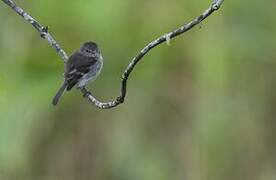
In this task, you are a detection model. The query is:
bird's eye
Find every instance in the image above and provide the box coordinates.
[86,49,90,53]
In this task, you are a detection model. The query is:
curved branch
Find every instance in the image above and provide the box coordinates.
[2,0,224,109]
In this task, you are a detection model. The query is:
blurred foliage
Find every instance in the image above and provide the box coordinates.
[0,0,276,180]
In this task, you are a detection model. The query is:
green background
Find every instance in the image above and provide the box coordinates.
[0,0,276,179]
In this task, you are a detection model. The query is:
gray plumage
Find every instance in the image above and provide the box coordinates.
[52,41,103,106]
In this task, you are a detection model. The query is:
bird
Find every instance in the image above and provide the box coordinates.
[52,41,103,106]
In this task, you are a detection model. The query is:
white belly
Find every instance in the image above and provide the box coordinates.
[77,60,103,88]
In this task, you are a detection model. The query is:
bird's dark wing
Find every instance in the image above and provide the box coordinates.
[65,52,97,90]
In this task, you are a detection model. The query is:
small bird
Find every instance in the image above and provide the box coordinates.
[52,41,103,106]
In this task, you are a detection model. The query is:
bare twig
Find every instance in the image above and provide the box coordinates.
[1,0,224,109]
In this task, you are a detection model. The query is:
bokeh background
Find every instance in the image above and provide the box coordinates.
[0,0,276,179]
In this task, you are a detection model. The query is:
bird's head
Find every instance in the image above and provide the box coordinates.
[80,41,102,59]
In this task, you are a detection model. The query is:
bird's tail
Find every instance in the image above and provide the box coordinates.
[52,82,67,106]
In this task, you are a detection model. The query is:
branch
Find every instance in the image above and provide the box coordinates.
[1,0,68,62]
[2,0,224,109]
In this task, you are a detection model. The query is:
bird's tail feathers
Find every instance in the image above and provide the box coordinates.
[52,82,67,106]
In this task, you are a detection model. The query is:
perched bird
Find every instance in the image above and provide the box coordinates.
[52,41,103,106]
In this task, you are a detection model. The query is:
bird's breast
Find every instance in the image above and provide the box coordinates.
[76,60,103,88]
